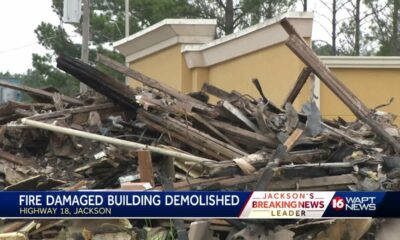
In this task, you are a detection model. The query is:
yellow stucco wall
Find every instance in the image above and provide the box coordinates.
[191,68,209,92]
[207,43,307,109]
[320,68,400,123]
[126,41,312,111]
[128,44,188,92]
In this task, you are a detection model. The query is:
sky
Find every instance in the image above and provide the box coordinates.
[0,0,333,74]
[0,0,59,74]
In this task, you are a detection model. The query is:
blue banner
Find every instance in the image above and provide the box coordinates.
[4,191,251,218]
[0,191,399,218]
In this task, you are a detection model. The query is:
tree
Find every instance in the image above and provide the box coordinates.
[191,0,295,36]
[32,22,80,96]
[191,0,241,35]
[312,40,333,55]
[31,0,198,96]
[366,0,400,55]
[317,0,350,55]
[302,0,308,11]
[337,0,382,56]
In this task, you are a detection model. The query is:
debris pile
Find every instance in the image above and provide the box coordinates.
[0,19,398,239]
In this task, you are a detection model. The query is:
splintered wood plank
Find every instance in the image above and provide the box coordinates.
[159,157,175,181]
[282,67,312,107]
[191,112,242,150]
[57,55,139,112]
[269,174,358,190]
[1,221,28,233]
[255,127,304,191]
[280,18,400,153]
[201,83,230,100]
[138,110,246,159]
[208,119,277,148]
[138,150,155,186]
[222,100,259,132]
[164,173,357,191]
[29,220,65,236]
[169,175,257,191]
[314,219,372,240]
[28,103,115,121]
[284,128,304,151]
[138,116,227,161]
[0,149,27,165]
[0,80,83,105]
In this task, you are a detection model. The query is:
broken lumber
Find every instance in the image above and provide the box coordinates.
[96,54,212,113]
[201,83,230,100]
[137,150,155,186]
[282,67,312,107]
[222,100,259,132]
[0,149,27,165]
[21,118,217,166]
[190,112,242,150]
[280,18,400,153]
[255,127,304,191]
[0,80,83,106]
[57,55,139,112]
[138,110,247,159]
[28,103,115,121]
[208,118,277,148]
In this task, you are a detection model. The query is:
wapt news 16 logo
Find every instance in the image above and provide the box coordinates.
[324,192,386,217]
[331,196,376,211]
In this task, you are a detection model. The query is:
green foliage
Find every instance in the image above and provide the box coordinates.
[29,0,209,96]
[31,21,80,96]
[191,0,295,35]
[365,0,400,55]
[312,40,333,56]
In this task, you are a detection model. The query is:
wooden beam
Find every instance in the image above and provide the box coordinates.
[163,173,357,191]
[138,111,246,159]
[0,80,83,106]
[138,116,227,161]
[255,127,304,191]
[280,18,400,153]
[201,83,230,100]
[282,67,312,107]
[137,150,155,186]
[96,54,212,113]
[222,100,259,132]
[159,157,175,181]
[0,149,27,165]
[284,128,304,151]
[191,112,243,150]
[57,55,139,112]
[28,103,114,121]
[208,119,277,148]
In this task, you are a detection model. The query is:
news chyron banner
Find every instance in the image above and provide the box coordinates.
[0,191,396,218]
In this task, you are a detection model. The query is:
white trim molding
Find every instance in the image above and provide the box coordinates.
[320,56,400,68]
[113,19,217,61]
[182,12,313,69]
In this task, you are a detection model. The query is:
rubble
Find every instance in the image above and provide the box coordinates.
[0,18,398,239]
